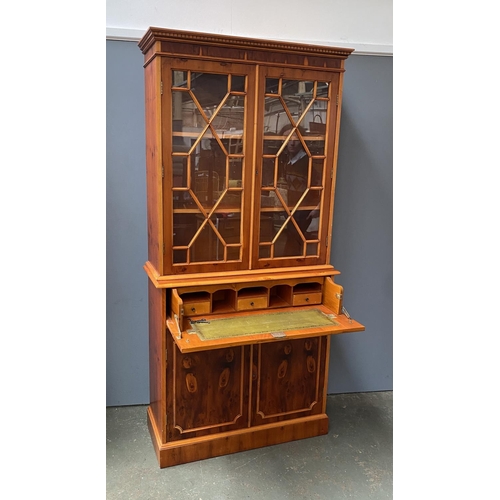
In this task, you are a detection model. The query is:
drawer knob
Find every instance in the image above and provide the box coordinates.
[191,307,196,312]
[250,301,254,306]
[305,297,309,302]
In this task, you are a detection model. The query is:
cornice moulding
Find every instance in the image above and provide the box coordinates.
[106,27,393,57]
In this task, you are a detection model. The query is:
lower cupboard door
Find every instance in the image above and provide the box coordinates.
[166,342,250,441]
[251,336,328,426]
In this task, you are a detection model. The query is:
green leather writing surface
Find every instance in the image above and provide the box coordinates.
[189,308,339,341]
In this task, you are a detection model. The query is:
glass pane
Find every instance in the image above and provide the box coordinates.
[261,157,276,188]
[226,246,241,261]
[173,213,198,247]
[218,190,241,210]
[259,213,279,243]
[261,188,285,211]
[291,208,311,238]
[259,245,271,259]
[264,97,292,135]
[305,136,325,156]
[172,156,188,189]
[282,79,314,127]
[265,78,279,94]
[282,79,314,97]
[228,158,243,186]
[303,188,321,208]
[191,220,224,263]
[172,90,206,153]
[306,99,327,151]
[191,72,228,108]
[173,249,188,264]
[275,219,303,257]
[217,213,241,244]
[231,75,246,92]
[173,189,198,211]
[172,71,188,88]
[281,135,309,208]
[263,135,282,157]
[316,82,329,98]
[192,134,225,209]
[311,159,324,186]
[306,242,319,256]
[211,96,244,143]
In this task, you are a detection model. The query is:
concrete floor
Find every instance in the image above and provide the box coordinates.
[106,391,392,499]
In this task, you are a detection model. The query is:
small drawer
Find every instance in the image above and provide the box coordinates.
[184,301,211,316]
[237,296,268,311]
[292,292,323,306]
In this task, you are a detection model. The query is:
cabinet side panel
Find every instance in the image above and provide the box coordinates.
[144,58,163,273]
[148,280,166,441]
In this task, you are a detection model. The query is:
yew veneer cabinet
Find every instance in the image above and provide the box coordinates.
[138,27,365,468]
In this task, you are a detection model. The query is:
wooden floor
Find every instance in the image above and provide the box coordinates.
[106,391,393,499]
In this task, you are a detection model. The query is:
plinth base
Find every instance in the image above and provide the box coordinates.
[147,405,329,468]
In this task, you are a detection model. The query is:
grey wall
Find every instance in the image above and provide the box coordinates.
[107,40,149,406]
[106,40,393,407]
[329,55,393,392]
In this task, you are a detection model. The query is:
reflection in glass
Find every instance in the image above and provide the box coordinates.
[172,71,188,88]
[228,158,243,185]
[265,78,279,94]
[263,96,292,135]
[316,82,329,98]
[191,73,228,108]
[306,242,319,256]
[173,249,188,264]
[173,213,198,248]
[191,220,224,263]
[231,75,246,92]
[311,159,324,186]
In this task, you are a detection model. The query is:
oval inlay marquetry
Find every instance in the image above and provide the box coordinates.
[186,373,197,393]
[307,355,316,373]
[219,367,230,388]
[278,360,288,378]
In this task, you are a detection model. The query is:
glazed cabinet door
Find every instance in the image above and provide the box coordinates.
[161,58,256,275]
[253,67,341,268]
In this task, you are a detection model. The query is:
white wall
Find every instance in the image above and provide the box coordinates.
[106,0,392,55]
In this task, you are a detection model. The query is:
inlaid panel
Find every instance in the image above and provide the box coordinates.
[251,336,328,425]
[167,343,250,440]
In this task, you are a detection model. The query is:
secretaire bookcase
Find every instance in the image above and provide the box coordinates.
[138,27,365,468]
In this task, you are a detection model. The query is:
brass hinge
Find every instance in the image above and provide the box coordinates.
[160,81,163,95]
[331,168,334,179]
[161,164,165,178]
[342,306,353,323]
[336,94,339,106]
